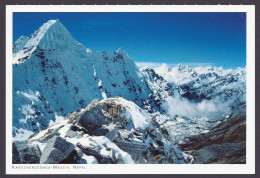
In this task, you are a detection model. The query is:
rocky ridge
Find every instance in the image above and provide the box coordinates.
[13,97,193,164]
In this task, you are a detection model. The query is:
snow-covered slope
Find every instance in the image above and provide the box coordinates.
[13,97,193,164]
[86,48,150,105]
[154,63,246,104]
[141,68,174,112]
[13,35,30,54]
[13,19,152,138]
[139,63,246,144]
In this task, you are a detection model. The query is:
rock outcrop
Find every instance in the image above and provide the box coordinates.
[13,141,41,164]
[40,136,75,164]
[13,97,192,164]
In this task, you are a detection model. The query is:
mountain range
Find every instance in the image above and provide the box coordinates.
[12,19,246,164]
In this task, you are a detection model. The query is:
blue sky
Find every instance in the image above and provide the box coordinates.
[13,12,246,69]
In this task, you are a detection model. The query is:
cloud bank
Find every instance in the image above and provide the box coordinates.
[135,62,212,69]
[162,92,234,120]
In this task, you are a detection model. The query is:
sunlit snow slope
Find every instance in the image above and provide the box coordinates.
[13,19,153,138]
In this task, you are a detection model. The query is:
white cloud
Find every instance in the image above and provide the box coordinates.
[162,91,233,120]
[135,62,165,69]
[135,62,212,69]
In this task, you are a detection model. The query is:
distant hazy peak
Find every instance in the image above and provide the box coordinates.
[176,63,192,72]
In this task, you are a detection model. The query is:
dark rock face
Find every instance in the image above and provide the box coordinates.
[105,125,118,141]
[114,140,147,161]
[65,130,78,138]
[12,141,41,164]
[76,104,109,129]
[178,111,246,164]
[59,150,85,164]
[191,142,246,164]
[40,136,75,164]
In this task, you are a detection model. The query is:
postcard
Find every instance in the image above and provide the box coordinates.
[6,5,255,174]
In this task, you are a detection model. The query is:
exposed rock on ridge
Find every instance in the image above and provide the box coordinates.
[13,97,193,164]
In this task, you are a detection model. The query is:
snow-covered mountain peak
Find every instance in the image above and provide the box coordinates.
[176,63,192,72]
[13,19,57,64]
[36,19,81,50]
[13,19,85,64]
[12,20,156,137]
[86,48,92,53]
[116,47,127,54]
[115,47,132,60]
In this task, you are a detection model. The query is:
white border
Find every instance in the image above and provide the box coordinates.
[6,5,255,174]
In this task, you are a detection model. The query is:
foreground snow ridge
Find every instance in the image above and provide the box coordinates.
[12,97,193,164]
